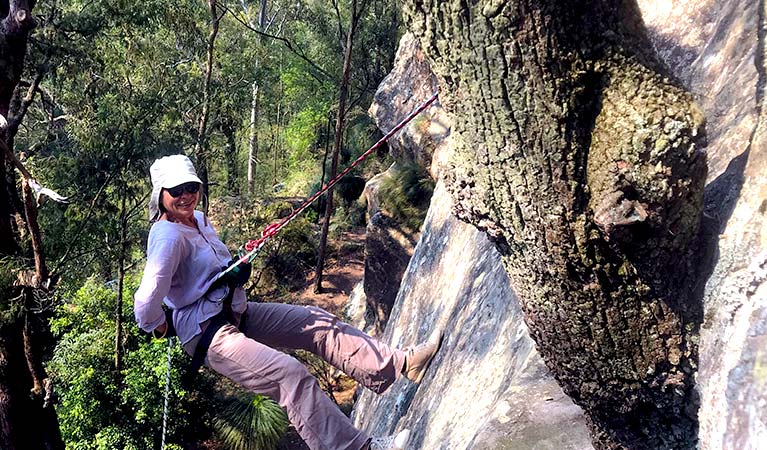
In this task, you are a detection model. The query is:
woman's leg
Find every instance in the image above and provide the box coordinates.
[190,323,370,450]
[240,302,406,394]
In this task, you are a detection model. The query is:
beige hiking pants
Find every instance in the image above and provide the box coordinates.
[183,302,406,450]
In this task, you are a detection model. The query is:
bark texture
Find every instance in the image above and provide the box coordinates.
[404,1,706,448]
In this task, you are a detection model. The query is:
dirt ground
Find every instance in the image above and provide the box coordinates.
[286,228,366,314]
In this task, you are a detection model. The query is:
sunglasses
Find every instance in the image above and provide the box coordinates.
[166,182,201,198]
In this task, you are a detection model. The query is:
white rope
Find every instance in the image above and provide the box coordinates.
[161,336,174,450]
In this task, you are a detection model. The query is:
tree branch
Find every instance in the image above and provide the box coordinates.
[7,61,46,140]
[222,3,332,82]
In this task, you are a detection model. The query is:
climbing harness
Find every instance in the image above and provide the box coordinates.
[159,91,439,447]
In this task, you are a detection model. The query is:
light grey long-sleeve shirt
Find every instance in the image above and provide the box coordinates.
[134,210,246,344]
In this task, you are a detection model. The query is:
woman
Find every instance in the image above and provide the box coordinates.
[134,154,441,450]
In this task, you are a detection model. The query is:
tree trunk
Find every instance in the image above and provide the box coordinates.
[114,193,127,371]
[0,156,21,255]
[223,121,238,195]
[314,0,361,293]
[0,2,64,448]
[248,81,259,195]
[0,0,35,255]
[194,0,221,195]
[404,1,706,449]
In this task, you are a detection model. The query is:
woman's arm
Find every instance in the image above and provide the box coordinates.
[134,237,184,334]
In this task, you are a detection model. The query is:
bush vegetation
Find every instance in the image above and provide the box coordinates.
[378,163,436,231]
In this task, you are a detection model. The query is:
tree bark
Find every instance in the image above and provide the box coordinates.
[0,0,36,255]
[404,1,706,449]
[223,120,239,195]
[0,0,36,119]
[1,2,64,448]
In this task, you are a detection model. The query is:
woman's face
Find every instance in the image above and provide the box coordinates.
[161,182,200,221]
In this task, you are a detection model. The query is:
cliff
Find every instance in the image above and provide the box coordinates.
[352,33,593,450]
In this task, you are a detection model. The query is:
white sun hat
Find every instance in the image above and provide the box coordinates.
[148,154,203,221]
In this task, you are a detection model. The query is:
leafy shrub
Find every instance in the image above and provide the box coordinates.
[332,199,367,232]
[213,394,289,450]
[377,163,435,231]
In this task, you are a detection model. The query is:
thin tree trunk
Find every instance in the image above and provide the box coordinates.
[273,94,281,187]
[223,122,238,194]
[405,1,706,449]
[314,0,361,293]
[194,0,222,194]
[317,114,332,220]
[114,193,127,371]
[248,81,259,195]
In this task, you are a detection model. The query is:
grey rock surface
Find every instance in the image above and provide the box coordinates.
[639,0,767,448]
[355,0,767,446]
[353,182,593,450]
[368,33,452,180]
[360,163,420,333]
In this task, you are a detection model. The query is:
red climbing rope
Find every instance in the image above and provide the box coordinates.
[217,91,440,279]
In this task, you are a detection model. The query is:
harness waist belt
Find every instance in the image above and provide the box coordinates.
[185,313,230,383]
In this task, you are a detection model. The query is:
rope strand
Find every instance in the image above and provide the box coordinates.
[161,337,174,450]
[216,91,440,279]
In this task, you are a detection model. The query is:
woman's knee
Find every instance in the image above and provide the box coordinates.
[277,353,314,384]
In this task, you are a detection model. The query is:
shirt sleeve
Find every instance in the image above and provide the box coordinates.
[134,237,185,332]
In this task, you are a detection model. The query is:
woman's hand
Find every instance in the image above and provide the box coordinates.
[152,322,168,339]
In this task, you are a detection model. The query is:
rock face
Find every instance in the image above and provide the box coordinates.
[353,33,593,450]
[360,164,419,333]
[368,32,451,180]
[638,0,767,448]
[353,182,593,450]
[360,34,453,333]
[364,214,419,332]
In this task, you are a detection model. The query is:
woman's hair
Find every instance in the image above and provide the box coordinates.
[158,189,167,215]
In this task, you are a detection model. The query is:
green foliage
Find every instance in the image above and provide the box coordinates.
[49,273,215,449]
[213,394,289,450]
[378,163,435,231]
[210,197,317,293]
[9,0,403,446]
[0,257,24,321]
[332,200,367,233]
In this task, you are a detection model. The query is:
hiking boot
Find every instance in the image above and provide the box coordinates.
[403,328,443,383]
[368,429,411,450]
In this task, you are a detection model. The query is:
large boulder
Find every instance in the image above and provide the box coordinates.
[353,0,767,447]
[360,33,454,332]
[368,32,452,179]
[353,33,593,450]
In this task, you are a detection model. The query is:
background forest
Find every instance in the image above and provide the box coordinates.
[0,0,409,448]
